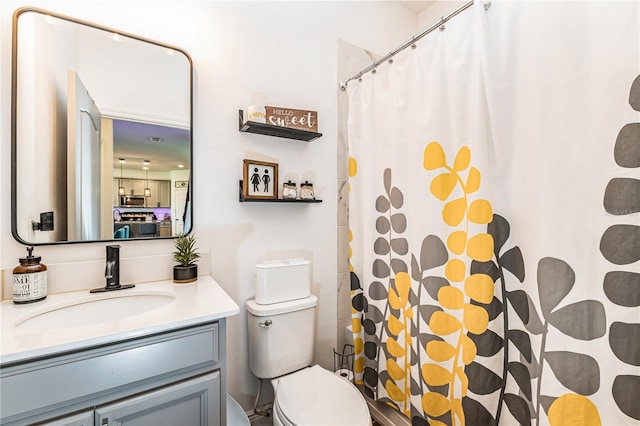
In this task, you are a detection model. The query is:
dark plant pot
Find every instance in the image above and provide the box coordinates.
[173,264,198,283]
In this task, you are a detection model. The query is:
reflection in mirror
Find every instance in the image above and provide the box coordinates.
[11,7,192,245]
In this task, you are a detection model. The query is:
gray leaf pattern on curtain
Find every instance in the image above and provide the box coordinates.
[603,74,640,421]
[347,5,639,424]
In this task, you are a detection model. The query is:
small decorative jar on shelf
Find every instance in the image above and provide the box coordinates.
[300,181,315,200]
[282,180,297,200]
[247,105,266,123]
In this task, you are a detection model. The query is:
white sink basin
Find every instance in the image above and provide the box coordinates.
[15,291,176,330]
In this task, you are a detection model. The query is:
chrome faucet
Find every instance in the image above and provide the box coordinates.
[90,245,135,293]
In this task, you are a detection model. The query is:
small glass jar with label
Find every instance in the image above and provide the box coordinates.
[12,246,48,304]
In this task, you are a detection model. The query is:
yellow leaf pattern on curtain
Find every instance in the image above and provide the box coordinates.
[548,394,602,426]
[422,141,493,426]
[346,10,638,424]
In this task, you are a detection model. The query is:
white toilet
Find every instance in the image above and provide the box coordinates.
[246,259,371,426]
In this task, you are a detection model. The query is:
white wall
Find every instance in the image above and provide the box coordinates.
[418,0,468,28]
[0,0,418,410]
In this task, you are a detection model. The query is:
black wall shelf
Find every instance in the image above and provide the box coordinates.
[238,110,322,142]
[239,181,322,203]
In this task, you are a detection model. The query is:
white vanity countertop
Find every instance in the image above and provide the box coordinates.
[0,275,239,365]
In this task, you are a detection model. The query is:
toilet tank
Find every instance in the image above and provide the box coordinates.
[246,295,317,379]
[255,258,310,305]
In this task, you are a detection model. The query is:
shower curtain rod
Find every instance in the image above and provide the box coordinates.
[339,0,478,90]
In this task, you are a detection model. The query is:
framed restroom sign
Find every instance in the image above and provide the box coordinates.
[243,159,279,200]
[265,106,318,132]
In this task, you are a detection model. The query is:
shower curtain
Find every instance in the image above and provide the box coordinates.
[347,2,639,425]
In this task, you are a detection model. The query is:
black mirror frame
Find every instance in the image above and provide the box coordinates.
[10,6,194,245]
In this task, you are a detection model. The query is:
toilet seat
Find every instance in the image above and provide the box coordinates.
[272,365,371,426]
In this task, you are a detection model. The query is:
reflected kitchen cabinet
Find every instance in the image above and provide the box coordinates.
[121,180,132,195]
[159,222,172,237]
[146,181,171,208]
[146,181,158,207]
[112,179,138,198]
[132,180,146,196]
[113,179,171,207]
[159,181,171,207]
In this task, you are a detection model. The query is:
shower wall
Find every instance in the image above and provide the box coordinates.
[336,39,382,351]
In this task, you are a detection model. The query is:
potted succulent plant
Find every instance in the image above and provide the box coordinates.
[172,233,201,283]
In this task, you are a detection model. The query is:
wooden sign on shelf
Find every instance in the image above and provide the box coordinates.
[265,106,318,132]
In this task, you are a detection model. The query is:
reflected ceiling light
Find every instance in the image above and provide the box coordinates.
[118,158,125,196]
[177,164,184,168]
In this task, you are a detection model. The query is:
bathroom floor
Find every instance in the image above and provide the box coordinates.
[249,415,383,426]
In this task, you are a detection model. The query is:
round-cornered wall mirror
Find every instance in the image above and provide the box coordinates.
[11,7,193,245]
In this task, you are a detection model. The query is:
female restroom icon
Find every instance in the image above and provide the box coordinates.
[250,168,261,191]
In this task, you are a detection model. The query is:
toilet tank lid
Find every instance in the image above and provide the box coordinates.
[256,258,310,269]
[246,294,318,316]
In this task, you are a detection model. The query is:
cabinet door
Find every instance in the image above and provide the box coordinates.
[159,181,171,207]
[146,181,158,207]
[121,179,131,195]
[39,410,94,426]
[132,180,145,196]
[113,179,128,205]
[159,224,172,237]
[94,372,221,426]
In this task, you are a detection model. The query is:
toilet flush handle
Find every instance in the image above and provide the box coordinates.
[259,319,273,328]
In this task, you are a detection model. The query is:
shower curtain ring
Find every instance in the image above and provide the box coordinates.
[439,17,446,32]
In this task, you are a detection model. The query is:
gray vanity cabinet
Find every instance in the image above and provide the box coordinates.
[41,410,94,426]
[94,372,219,426]
[0,321,226,426]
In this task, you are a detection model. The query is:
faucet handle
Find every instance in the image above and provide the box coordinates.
[105,260,114,279]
